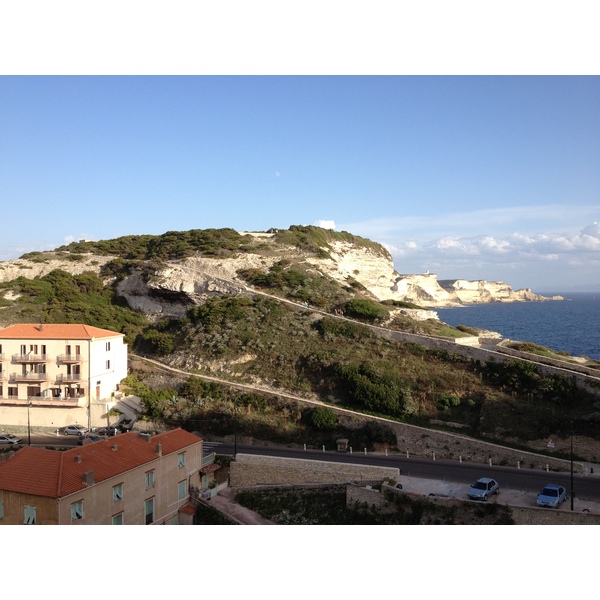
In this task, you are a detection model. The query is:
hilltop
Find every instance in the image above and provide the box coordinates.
[0,226,560,320]
[1,225,595,462]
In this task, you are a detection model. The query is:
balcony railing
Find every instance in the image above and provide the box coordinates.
[9,372,49,382]
[12,353,48,363]
[0,396,82,407]
[55,373,83,383]
[56,354,83,363]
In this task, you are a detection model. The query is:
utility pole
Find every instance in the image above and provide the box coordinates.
[570,422,574,511]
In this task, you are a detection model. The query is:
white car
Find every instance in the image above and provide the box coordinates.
[537,484,567,508]
[467,477,500,501]
[0,434,23,445]
[63,425,88,436]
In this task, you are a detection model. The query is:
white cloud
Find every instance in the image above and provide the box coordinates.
[314,220,336,230]
[368,216,600,289]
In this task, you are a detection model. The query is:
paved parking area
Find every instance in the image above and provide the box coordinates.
[394,475,600,514]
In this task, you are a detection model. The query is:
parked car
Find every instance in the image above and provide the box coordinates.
[0,434,23,445]
[537,484,567,508]
[467,477,500,501]
[117,419,134,432]
[78,434,101,445]
[98,426,118,437]
[63,425,88,436]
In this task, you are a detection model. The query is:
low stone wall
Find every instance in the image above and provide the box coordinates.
[384,419,586,473]
[510,506,600,525]
[369,323,600,398]
[347,482,387,510]
[496,343,600,376]
[229,453,399,488]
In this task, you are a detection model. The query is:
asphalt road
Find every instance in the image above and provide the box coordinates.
[212,441,600,505]
[22,435,600,509]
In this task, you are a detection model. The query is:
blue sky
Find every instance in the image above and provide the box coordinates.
[2,76,598,292]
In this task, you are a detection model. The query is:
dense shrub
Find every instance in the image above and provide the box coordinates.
[310,406,338,430]
[0,269,148,344]
[343,298,388,322]
[335,361,412,417]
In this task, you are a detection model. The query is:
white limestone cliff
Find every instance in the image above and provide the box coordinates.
[0,233,562,318]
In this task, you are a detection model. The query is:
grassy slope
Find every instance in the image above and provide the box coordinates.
[3,226,599,450]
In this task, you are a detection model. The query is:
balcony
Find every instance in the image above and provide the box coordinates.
[12,353,48,363]
[0,396,81,407]
[57,354,83,364]
[9,372,49,383]
[56,373,83,383]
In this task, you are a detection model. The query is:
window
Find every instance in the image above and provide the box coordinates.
[106,360,111,370]
[24,505,36,524]
[144,498,154,525]
[106,341,111,351]
[145,470,155,488]
[178,480,187,501]
[112,513,124,525]
[0,500,3,519]
[113,483,124,502]
[178,452,186,468]
[71,500,84,521]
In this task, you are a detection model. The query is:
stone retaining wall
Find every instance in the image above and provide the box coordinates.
[509,506,600,525]
[229,453,399,487]
[369,323,600,397]
[382,419,586,473]
[348,484,600,524]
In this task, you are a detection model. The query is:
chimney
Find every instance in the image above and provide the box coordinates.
[39,323,43,331]
[83,471,95,486]
[74,454,82,463]
[155,442,162,457]
[111,444,118,451]
[138,432,153,442]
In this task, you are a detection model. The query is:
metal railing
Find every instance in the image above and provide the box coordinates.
[11,353,48,362]
[9,372,49,382]
[55,373,83,382]
[56,354,83,363]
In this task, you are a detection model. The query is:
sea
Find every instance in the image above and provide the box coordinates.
[435,292,600,360]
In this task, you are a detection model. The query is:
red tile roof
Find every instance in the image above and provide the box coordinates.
[0,323,123,340]
[0,429,202,498]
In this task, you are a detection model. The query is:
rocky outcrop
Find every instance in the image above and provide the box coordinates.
[0,229,562,318]
[437,279,562,305]
[0,253,115,283]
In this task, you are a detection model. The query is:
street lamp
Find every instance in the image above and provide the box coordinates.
[233,401,238,457]
[27,401,32,446]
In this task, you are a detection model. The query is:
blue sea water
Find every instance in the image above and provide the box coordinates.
[436,293,600,360]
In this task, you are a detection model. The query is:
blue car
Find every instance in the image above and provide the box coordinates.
[537,484,567,508]
[78,434,101,446]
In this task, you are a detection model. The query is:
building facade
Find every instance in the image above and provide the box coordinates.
[0,323,128,429]
[0,429,204,525]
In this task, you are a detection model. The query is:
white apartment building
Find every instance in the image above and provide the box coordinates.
[0,323,128,430]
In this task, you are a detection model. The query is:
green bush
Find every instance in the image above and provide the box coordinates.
[310,406,338,430]
[343,298,388,322]
[435,392,461,411]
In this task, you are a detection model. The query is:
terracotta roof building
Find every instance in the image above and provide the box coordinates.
[0,323,128,430]
[0,429,204,525]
